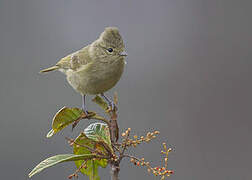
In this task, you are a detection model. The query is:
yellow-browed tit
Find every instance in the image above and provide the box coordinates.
[40,27,127,114]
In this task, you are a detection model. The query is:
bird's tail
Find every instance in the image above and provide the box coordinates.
[40,66,59,73]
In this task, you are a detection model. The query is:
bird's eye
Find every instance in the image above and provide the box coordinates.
[107,48,113,53]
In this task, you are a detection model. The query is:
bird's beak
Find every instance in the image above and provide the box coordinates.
[120,51,128,56]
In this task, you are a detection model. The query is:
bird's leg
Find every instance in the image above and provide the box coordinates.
[72,95,89,130]
[100,93,116,111]
[82,94,89,115]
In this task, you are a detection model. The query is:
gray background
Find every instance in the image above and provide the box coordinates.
[0,0,251,180]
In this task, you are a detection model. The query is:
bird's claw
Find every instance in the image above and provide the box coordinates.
[108,102,117,112]
[82,109,89,117]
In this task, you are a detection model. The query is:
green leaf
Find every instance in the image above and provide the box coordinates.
[92,96,109,112]
[46,107,109,138]
[75,159,105,180]
[84,123,112,152]
[28,154,94,178]
[73,132,109,180]
[46,107,83,138]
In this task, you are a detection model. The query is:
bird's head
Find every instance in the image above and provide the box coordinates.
[90,27,127,61]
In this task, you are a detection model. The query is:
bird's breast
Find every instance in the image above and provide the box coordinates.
[67,58,125,95]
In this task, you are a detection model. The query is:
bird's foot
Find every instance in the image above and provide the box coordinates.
[82,103,89,116]
[101,93,117,112]
[108,101,117,112]
[82,109,89,117]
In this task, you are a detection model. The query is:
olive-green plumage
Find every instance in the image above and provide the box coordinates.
[40,27,126,96]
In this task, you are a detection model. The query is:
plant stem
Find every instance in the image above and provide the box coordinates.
[110,164,120,180]
[109,109,120,180]
[109,110,119,143]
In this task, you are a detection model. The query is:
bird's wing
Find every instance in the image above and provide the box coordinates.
[55,45,92,71]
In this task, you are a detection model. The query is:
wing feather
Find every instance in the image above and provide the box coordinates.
[55,45,92,71]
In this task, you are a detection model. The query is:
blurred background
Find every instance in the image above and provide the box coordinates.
[0,0,251,179]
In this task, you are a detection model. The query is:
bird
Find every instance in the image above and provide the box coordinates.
[40,27,127,115]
